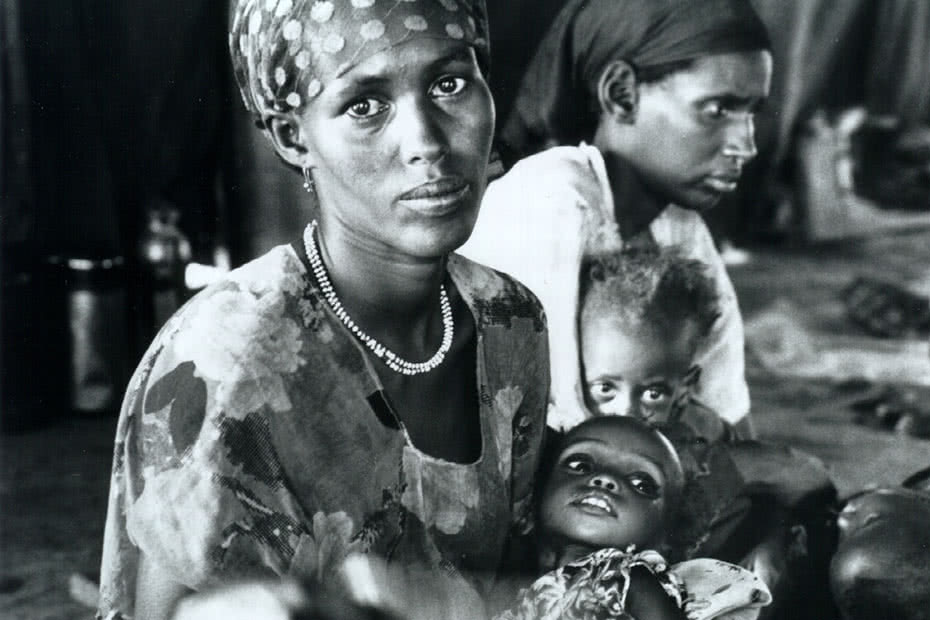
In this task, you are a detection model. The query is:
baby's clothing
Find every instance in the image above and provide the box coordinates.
[496,547,770,620]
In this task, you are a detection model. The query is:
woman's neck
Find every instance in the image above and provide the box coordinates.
[313,218,447,338]
[592,142,667,239]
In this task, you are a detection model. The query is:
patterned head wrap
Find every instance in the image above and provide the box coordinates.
[502,0,771,156]
[230,0,489,124]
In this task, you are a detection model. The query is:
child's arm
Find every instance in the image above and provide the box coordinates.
[625,566,688,620]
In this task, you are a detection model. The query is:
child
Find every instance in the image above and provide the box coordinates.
[575,247,838,618]
[497,416,771,620]
[579,246,729,440]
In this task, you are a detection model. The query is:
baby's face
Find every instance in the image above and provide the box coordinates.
[581,317,697,422]
[538,419,678,551]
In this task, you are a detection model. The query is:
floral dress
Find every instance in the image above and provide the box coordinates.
[97,246,549,620]
[496,547,771,620]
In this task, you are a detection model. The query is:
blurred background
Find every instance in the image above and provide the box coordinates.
[1,1,929,618]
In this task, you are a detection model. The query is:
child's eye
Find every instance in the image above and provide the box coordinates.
[627,472,660,499]
[429,76,467,98]
[639,385,671,406]
[346,98,389,119]
[562,454,593,475]
[589,381,618,401]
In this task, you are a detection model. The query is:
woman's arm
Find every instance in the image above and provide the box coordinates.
[134,551,194,620]
[626,566,687,620]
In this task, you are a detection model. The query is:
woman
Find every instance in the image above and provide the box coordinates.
[459,0,772,433]
[97,2,549,619]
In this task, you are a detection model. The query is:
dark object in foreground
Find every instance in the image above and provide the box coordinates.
[830,471,930,620]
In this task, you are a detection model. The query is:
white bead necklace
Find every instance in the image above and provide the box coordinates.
[303,220,454,376]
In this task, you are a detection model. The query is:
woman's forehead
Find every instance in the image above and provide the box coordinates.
[654,50,772,101]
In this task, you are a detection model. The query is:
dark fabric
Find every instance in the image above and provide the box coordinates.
[502,0,771,157]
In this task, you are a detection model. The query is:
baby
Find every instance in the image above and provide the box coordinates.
[498,416,770,620]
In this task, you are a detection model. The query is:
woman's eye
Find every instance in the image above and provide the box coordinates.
[627,473,660,498]
[562,455,593,474]
[704,101,730,119]
[430,76,467,98]
[346,98,388,119]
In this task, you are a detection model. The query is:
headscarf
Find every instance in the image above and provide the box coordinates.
[230,0,489,125]
[502,0,771,157]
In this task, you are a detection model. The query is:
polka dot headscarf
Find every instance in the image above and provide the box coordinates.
[230,0,489,124]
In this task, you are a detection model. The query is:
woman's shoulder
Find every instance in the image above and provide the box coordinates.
[448,254,547,334]
[136,245,312,392]
[488,144,605,207]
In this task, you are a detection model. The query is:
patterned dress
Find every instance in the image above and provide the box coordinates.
[97,246,549,619]
[496,547,771,620]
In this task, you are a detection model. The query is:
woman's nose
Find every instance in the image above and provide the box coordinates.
[722,114,758,163]
[398,100,448,166]
[588,474,619,493]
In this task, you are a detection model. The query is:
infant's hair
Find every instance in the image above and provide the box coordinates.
[580,246,720,341]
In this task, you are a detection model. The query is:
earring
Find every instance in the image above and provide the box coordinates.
[302,168,315,194]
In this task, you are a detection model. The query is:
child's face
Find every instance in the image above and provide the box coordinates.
[538,419,679,552]
[581,317,698,422]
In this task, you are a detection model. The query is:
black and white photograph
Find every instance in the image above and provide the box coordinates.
[2,1,929,619]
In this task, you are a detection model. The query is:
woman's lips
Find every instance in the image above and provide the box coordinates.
[703,175,740,193]
[398,177,471,214]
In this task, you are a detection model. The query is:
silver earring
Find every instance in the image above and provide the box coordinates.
[302,168,315,194]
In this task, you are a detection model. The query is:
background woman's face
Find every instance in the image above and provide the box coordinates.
[625,50,772,211]
[298,38,495,259]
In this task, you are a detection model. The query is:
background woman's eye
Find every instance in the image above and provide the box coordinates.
[346,98,387,119]
[562,455,593,474]
[627,473,660,498]
[705,101,729,119]
[430,76,467,97]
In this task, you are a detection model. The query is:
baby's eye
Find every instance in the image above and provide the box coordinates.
[562,454,593,475]
[346,98,388,119]
[627,472,661,499]
[429,76,467,98]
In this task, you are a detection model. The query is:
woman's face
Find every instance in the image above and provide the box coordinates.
[539,419,676,551]
[617,50,772,211]
[296,38,495,259]
[581,317,698,422]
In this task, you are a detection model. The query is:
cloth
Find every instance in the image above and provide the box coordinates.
[459,144,750,430]
[495,547,771,620]
[97,246,549,619]
[229,0,490,121]
[501,0,770,157]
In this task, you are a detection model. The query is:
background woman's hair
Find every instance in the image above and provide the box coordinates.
[579,246,720,342]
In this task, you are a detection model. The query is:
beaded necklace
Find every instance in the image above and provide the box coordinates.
[303,220,453,376]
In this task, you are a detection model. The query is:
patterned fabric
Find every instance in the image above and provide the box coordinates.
[229,0,489,121]
[97,246,549,619]
[458,143,750,430]
[496,548,770,620]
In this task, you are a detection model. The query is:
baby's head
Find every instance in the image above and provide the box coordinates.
[537,416,685,565]
[579,247,719,423]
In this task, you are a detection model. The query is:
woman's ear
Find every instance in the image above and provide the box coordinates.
[597,60,639,124]
[267,114,312,169]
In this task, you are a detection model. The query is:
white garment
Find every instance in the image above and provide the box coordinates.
[459,144,750,430]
